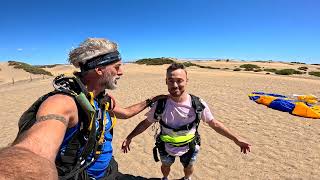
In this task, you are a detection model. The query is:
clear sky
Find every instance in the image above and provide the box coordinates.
[0,0,319,65]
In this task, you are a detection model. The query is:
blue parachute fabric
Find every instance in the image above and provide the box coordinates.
[249,95,260,101]
[268,99,296,113]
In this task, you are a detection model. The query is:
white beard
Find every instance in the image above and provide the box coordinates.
[103,75,119,90]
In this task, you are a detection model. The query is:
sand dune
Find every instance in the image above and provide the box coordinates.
[0,62,319,179]
[43,64,77,76]
[0,62,48,85]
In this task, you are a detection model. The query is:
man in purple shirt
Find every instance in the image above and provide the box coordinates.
[122,63,251,180]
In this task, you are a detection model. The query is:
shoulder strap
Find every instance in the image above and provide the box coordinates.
[190,94,205,129]
[154,98,167,121]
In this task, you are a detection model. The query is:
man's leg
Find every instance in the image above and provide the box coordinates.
[183,165,194,179]
[161,163,171,179]
[159,150,175,179]
[180,145,200,180]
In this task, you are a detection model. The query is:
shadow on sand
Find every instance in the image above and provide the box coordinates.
[118,175,183,180]
[118,174,161,180]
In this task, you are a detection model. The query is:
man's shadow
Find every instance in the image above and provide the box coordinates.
[118,174,161,180]
[118,175,183,180]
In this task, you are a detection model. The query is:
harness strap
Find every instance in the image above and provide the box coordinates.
[152,94,205,162]
[190,94,205,131]
[58,90,97,179]
[154,98,167,121]
[77,92,97,159]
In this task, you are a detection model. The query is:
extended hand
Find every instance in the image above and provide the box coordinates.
[121,138,132,153]
[234,138,251,154]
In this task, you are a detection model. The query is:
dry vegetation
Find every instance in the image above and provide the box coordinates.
[135,58,320,78]
[8,61,53,76]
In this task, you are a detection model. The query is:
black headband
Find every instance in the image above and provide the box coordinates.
[80,51,121,71]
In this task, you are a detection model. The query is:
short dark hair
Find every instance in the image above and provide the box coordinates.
[166,63,187,75]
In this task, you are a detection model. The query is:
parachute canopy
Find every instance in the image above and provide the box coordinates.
[249,92,320,119]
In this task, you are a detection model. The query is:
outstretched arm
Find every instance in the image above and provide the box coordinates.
[113,94,167,119]
[208,120,251,154]
[121,119,153,153]
[0,94,78,179]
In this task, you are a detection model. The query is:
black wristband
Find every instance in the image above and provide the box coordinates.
[146,99,153,107]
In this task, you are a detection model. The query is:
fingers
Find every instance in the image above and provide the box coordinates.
[121,139,132,153]
[241,147,245,154]
[240,145,251,154]
[122,145,129,153]
[121,140,129,153]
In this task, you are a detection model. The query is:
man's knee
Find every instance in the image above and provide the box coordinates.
[184,164,193,170]
[160,152,175,166]
[180,154,197,168]
[161,159,174,167]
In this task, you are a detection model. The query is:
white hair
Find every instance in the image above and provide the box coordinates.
[68,38,118,68]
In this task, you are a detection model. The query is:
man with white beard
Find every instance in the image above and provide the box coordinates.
[0,38,163,180]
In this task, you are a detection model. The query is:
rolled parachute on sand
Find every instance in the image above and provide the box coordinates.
[248,92,320,119]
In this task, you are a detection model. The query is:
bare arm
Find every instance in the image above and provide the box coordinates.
[0,94,78,179]
[113,100,150,119]
[113,94,167,119]
[208,120,251,154]
[121,119,153,153]
[0,146,58,179]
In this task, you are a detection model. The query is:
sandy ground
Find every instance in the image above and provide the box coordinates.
[0,62,320,179]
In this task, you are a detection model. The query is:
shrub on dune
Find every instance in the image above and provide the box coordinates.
[8,61,53,76]
[309,71,320,77]
[240,64,260,71]
[264,68,277,73]
[135,58,175,65]
[240,64,260,69]
[275,69,303,75]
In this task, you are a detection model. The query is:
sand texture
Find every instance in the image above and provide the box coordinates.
[0,62,319,180]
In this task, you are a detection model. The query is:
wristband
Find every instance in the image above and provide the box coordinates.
[146,99,153,108]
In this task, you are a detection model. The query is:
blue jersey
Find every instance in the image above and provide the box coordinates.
[57,100,113,179]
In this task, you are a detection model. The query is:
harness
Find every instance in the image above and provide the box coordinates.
[17,74,117,180]
[152,94,205,162]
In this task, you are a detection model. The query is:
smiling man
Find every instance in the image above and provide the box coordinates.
[121,63,251,180]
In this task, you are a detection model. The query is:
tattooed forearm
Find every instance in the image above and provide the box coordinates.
[36,114,68,126]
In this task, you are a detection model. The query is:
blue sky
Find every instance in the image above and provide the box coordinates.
[0,0,319,65]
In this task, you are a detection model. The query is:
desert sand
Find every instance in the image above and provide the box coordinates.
[0,61,319,179]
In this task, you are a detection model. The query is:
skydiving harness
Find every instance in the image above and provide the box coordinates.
[17,74,117,180]
[152,94,205,162]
